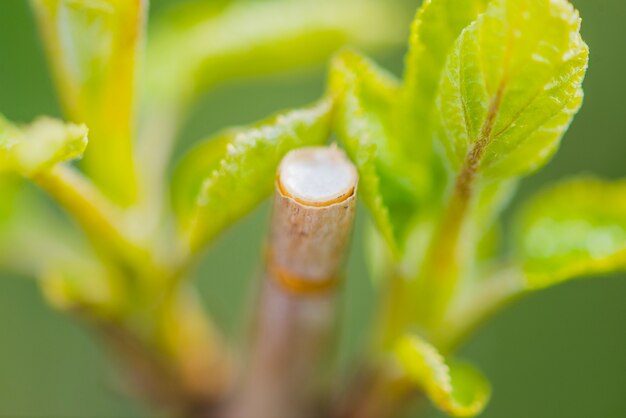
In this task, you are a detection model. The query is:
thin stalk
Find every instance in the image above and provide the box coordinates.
[30,0,146,205]
[334,366,417,418]
[34,165,181,282]
[224,146,358,418]
[416,83,506,326]
[36,165,231,414]
[33,165,145,262]
[353,84,509,418]
[136,102,185,235]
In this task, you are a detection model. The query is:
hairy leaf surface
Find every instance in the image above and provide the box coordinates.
[395,335,491,417]
[172,101,332,250]
[330,51,419,254]
[516,178,626,288]
[436,0,588,178]
[401,0,490,159]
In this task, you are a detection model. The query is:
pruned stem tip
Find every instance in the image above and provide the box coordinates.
[225,146,358,418]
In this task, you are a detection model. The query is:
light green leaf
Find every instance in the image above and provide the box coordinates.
[516,177,626,289]
[147,0,404,105]
[436,0,588,178]
[173,101,332,251]
[395,334,491,417]
[401,0,490,159]
[330,50,419,254]
[0,117,145,273]
[0,115,87,176]
[170,130,234,225]
[31,0,146,204]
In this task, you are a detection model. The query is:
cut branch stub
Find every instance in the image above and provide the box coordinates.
[271,146,358,293]
[229,146,358,418]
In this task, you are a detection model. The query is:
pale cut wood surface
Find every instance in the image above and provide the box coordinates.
[226,146,358,418]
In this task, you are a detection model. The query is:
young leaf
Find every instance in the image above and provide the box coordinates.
[146,0,404,105]
[395,334,491,417]
[30,0,146,204]
[401,0,490,160]
[0,116,150,274]
[172,101,332,251]
[170,130,234,225]
[0,115,87,176]
[436,0,588,178]
[330,50,419,255]
[515,178,626,289]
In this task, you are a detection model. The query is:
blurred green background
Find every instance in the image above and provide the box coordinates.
[1,0,625,417]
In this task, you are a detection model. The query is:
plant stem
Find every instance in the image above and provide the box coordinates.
[224,146,358,418]
[33,165,141,257]
[35,166,231,415]
[416,84,506,327]
[91,283,230,418]
[137,102,184,234]
[334,366,417,418]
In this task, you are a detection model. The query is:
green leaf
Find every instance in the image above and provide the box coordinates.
[516,177,626,289]
[172,101,332,251]
[436,0,588,178]
[31,0,146,204]
[170,131,234,225]
[330,50,419,255]
[0,117,145,274]
[0,115,87,176]
[147,0,404,105]
[395,334,491,417]
[401,0,490,160]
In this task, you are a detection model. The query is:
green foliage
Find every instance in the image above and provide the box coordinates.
[400,0,490,165]
[30,0,145,204]
[516,178,626,288]
[435,0,588,177]
[172,100,333,250]
[2,0,616,416]
[395,335,491,417]
[330,50,418,254]
[0,115,87,176]
[328,0,593,413]
[147,0,404,106]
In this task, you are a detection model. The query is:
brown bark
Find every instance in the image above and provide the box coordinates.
[224,146,358,418]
